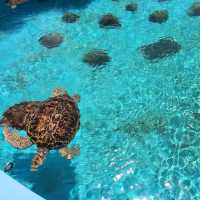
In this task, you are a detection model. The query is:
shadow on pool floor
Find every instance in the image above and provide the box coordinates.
[10,152,77,200]
[0,0,93,32]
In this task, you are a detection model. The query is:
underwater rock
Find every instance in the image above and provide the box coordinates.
[125,3,138,12]
[99,14,121,28]
[4,162,14,172]
[39,32,64,49]
[83,50,111,66]
[62,12,80,23]
[149,10,168,23]
[188,2,200,16]
[140,38,181,61]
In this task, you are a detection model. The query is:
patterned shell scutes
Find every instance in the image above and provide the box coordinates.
[26,94,80,149]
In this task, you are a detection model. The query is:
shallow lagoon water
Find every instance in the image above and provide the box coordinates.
[0,0,200,199]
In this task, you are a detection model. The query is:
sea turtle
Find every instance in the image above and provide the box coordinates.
[0,88,80,171]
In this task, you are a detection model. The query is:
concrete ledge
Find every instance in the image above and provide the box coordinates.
[0,170,45,200]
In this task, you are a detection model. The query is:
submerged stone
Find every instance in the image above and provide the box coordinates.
[125,3,138,12]
[83,50,111,66]
[149,10,168,23]
[39,32,64,49]
[188,2,200,16]
[4,162,14,172]
[140,38,181,61]
[99,14,121,28]
[62,12,80,23]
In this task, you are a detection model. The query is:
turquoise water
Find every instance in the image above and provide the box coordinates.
[0,0,200,199]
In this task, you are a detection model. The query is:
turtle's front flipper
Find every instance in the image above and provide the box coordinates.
[59,146,80,159]
[31,148,48,171]
[3,127,32,149]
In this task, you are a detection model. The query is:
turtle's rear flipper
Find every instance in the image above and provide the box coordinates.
[3,127,32,149]
[59,146,80,159]
[72,94,80,103]
[31,148,48,171]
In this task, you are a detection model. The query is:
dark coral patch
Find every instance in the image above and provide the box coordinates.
[125,3,138,12]
[99,14,121,28]
[188,2,200,16]
[39,32,64,49]
[83,50,111,66]
[149,10,168,23]
[140,38,181,61]
[62,12,80,23]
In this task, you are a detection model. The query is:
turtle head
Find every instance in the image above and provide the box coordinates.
[0,117,10,127]
[0,110,27,129]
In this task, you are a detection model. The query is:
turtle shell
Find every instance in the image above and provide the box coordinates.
[26,94,80,149]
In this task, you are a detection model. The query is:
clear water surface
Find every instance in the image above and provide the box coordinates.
[0,0,200,199]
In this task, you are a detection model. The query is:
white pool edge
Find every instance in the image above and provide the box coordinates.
[0,170,45,200]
